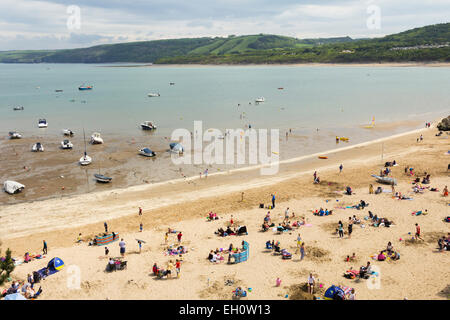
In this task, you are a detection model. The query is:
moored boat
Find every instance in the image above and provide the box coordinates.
[139,148,156,157]
[94,173,112,183]
[38,119,48,128]
[31,142,44,152]
[79,85,93,90]
[61,139,73,149]
[140,121,157,130]
[9,131,22,139]
[90,132,104,144]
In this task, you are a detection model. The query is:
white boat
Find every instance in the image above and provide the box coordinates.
[255,97,265,103]
[79,129,92,165]
[169,142,184,154]
[9,131,22,139]
[13,106,24,111]
[80,153,92,165]
[3,180,25,194]
[61,139,73,149]
[148,93,160,97]
[141,121,157,130]
[62,129,74,136]
[139,148,156,157]
[38,119,48,128]
[90,132,104,144]
[31,142,44,152]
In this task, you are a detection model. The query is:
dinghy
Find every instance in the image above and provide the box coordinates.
[79,85,93,90]
[90,132,104,144]
[139,148,156,157]
[32,142,44,152]
[371,174,397,185]
[61,139,73,149]
[13,106,24,111]
[255,97,265,103]
[94,174,112,183]
[38,119,48,128]
[148,93,160,97]
[9,131,22,139]
[62,129,74,136]
[3,180,25,194]
[141,121,157,130]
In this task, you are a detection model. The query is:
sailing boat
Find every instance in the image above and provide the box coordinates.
[364,116,375,128]
[94,164,112,183]
[79,129,92,165]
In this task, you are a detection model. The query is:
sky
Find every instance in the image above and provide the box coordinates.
[0,0,449,50]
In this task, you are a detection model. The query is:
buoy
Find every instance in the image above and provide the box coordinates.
[61,186,65,190]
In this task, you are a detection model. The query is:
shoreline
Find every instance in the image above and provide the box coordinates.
[98,62,450,68]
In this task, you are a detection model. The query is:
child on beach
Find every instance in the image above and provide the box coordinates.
[139,223,143,232]
[415,223,422,240]
[177,232,183,244]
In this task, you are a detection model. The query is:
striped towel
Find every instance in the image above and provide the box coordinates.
[340,286,353,296]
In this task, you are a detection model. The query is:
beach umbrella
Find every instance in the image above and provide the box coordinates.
[4,293,27,300]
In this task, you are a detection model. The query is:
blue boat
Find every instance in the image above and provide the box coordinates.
[78,85,93,90]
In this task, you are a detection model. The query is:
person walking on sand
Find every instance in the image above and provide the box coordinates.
[348,217,353,238]
[105,247,109,256]
[339,164,343,173]
[241,192,244,202]
[313,171,317,181]
[175,259,181,278]
[415,223,422,240]
[119,238,126,256]
[299,242,306,261]
[271,193,276,209]
[138,207,142,216]
[338,221,344,238]
[307,273,315,294]
[104,222,108,233]
[42,240,47,255]
[138,240,142,253]
[177,232,182,244]
[139,223,143,232]
[295,234,302,254]
[204,168,208,178]
[164,232,169,244]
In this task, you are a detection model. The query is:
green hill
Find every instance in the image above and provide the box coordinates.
[0,23,448,64]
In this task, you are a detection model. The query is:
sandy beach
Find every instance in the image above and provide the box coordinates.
[1,121,449,300]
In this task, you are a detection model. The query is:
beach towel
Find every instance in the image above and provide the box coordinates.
[340,286,353,296]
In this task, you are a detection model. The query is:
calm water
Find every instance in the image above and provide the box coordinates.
[0,63,449,146]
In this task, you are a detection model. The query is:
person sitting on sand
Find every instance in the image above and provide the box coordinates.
[386,242,393,255]
[377,251,386,261]
[391,251,400,260]
[208,250,214,261]
[444,186,449,197]
[346,186,352,195]
[351,253,356,261]
[152,263,159,275]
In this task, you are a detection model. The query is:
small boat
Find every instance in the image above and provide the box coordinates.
[90,132,104,144]
[339,137,349,141]
[371,174,397,185]
[148,93,160,97]
[277,87,284,90]
[79,85,93,90]
[94,174,112,183]
[139,148,156,157]
[13,106,24,111]
[140,121,157,130]
[38,119,48,128]
[62,129,74,136]
[9,131,22,139]
[169,142,184,154]
[255,97,265,103]
[80,152,92,165]
[55,89,63,92]
[318,156,328,159]
[3,180,25,194]
[61,139,73,149]
[79,129,92,165]
[32,142,44,152]
[169,82,175,85]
